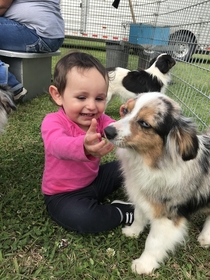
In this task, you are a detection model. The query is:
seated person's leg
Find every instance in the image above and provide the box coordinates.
[8,71,27,100]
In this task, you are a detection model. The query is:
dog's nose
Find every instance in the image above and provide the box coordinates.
[104,125,117,140]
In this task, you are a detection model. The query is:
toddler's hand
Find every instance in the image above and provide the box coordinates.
[84,118,114,158]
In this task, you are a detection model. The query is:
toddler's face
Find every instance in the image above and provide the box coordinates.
[60,67,108,131]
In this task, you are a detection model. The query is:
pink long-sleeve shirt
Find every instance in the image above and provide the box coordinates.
[41,107,114,195]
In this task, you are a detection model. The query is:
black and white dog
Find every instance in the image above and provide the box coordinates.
[0,85,16,132]
[106,53,176,106]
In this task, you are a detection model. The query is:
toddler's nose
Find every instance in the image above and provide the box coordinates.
[87,99,96,110]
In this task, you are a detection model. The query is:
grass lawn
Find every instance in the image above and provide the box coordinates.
[0,41,210,279]
[0,91,210,279]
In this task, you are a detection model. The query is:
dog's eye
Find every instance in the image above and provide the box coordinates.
[138,120,151,128]
[123,107,128,115]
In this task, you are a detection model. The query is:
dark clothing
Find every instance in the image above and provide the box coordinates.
[44,161,124,233]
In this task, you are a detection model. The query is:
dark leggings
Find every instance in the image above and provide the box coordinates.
[44,161,124,234]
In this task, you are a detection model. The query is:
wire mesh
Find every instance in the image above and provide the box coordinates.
[59,0,210,130]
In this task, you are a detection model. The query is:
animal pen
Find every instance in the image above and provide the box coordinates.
[59,0,210,130]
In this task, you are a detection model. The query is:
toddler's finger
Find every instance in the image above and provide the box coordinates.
[87,118,97,134]
[85,132,100,144]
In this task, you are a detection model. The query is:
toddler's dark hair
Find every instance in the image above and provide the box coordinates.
[53,51,108,95]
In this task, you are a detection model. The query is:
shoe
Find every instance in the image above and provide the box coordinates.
[14,87,27,101]
[111,200,134,225]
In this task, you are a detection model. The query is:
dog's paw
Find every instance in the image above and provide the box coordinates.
[122,225,139,238]
[198,232,210,248]
[131,257,159,275]
[198,218,210,248]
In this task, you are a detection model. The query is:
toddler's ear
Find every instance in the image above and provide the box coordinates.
[49,85,63,106]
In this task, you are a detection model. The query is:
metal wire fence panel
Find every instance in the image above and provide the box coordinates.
[58,0,210,130]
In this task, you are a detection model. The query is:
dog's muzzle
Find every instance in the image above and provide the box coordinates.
[104,125,117,140]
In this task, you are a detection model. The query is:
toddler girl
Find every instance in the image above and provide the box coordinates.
[41,51,134,233]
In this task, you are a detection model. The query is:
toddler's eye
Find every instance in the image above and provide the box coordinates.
[96,97,105,101]
[77,96,86,100]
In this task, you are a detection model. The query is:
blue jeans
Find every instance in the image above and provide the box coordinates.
[8,71,22,92]
[44,161,124,234]
[0,17,64,90]
[0,60,21,90]
[0,17,64,52]
[0,60,8,84]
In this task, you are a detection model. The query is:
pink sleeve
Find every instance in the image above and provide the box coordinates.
[41,114,92,162]
[99,114,116,136]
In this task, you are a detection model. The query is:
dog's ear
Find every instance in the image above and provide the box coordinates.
[153,54,176,73]
[167,56,176,70]
[0,87,16,114]
[148,56,157,67]
[167,116,199,161]
[119,98,136,117]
